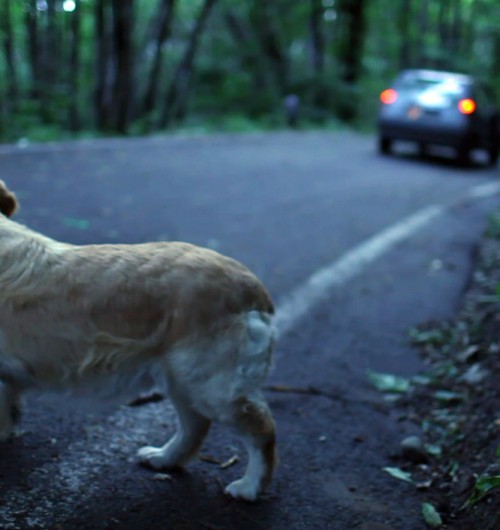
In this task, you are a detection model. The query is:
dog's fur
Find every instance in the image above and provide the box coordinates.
[0,180,276,501]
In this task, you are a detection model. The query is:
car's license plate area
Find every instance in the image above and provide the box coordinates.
[407,106,422,120]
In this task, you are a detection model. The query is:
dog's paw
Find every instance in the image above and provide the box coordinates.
[137,445,177,470]
[224,478,260,502]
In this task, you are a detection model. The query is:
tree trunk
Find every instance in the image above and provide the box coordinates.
[159,0,218,128]
[398,0,413,70]
[142,0,177,118]
[94,0,108,129]
[1,0,18,112]
[309,0,325,76]
[224,9,268,95]
[492,35,500,82]
[46,0,57,75]
[111,0,135,134]
[26,0,41,99]
[309,0,326,108]
[461,0,476,68]
[437,0,451,67]
[336,0,368,121]
[68,0,81,131]
[94,0,115,131]
[416,0,430,66]
[338,0,367,84]
[249,4,288,96]
[40,0,58,121]
[450,0,462,58]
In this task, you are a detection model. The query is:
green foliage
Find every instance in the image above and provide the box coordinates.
[409,327,451,347]
[1,0,499,141]
[486,212,500,239]
[463,474,500,508]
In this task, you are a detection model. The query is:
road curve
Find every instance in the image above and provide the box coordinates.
[0,131,499,529]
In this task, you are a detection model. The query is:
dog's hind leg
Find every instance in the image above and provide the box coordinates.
[193,311,277,501]
[137,380,211,469]
[223,394,277,501]
[0,380,21,441]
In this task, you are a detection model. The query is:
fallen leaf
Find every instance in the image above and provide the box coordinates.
[422,502,442,527]
[368,371,411,393]
[416,479,433,490]
[433,390,464,403]
[456,345,480,362]
[383,466,414,484]
[153,473,172,481]
[425,443,442,457]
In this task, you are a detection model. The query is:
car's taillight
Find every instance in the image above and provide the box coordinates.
[458,98,476,115]
[380,88,398,105]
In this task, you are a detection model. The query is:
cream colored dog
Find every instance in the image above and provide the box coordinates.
[0,180,276,501]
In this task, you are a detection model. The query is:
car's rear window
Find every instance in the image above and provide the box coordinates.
[396,77,467,96]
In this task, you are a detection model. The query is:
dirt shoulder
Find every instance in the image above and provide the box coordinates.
[385,211,500,529]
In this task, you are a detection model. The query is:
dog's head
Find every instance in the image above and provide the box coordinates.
[0,180,19,218]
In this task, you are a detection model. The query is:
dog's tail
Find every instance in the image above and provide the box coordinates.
[232,310,276,398]
[166,309,275,407]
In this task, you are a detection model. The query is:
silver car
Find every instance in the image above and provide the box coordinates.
[377,69,499,166]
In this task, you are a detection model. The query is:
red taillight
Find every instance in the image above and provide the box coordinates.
[458,98,476,115]
[380,88,398,105]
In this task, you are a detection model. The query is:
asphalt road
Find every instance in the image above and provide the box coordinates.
[0,131,499,530]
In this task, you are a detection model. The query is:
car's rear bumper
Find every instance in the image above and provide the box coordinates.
[377,118,475,148]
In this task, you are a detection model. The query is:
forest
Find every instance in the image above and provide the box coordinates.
[1,0,499,142]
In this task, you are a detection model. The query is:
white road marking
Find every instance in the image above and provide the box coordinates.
[467,181,500,199]
[0,181,499,528]
[274,181,500,336]
[274,205,443,335]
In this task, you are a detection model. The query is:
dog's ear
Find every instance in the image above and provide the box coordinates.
[0,180,19,218]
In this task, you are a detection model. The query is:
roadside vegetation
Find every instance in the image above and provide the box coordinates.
[371,211,500,529]
[1,0,499,142]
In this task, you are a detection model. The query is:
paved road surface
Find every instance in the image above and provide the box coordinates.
[0,131,499,529]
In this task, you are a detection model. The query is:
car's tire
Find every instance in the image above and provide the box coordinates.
[418,143,428,158]
[456,144,472,167]
[378,136,392,155]
[487,146,499,166]
[486,116,499,166]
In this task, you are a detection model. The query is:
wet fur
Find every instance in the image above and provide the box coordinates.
[0,180,277,501]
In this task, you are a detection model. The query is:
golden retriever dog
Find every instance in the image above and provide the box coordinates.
[0,180,276,501]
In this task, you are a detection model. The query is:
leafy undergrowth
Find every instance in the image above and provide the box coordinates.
[376,211,500,529]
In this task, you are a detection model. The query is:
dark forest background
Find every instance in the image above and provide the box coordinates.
[1,0,499,142]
